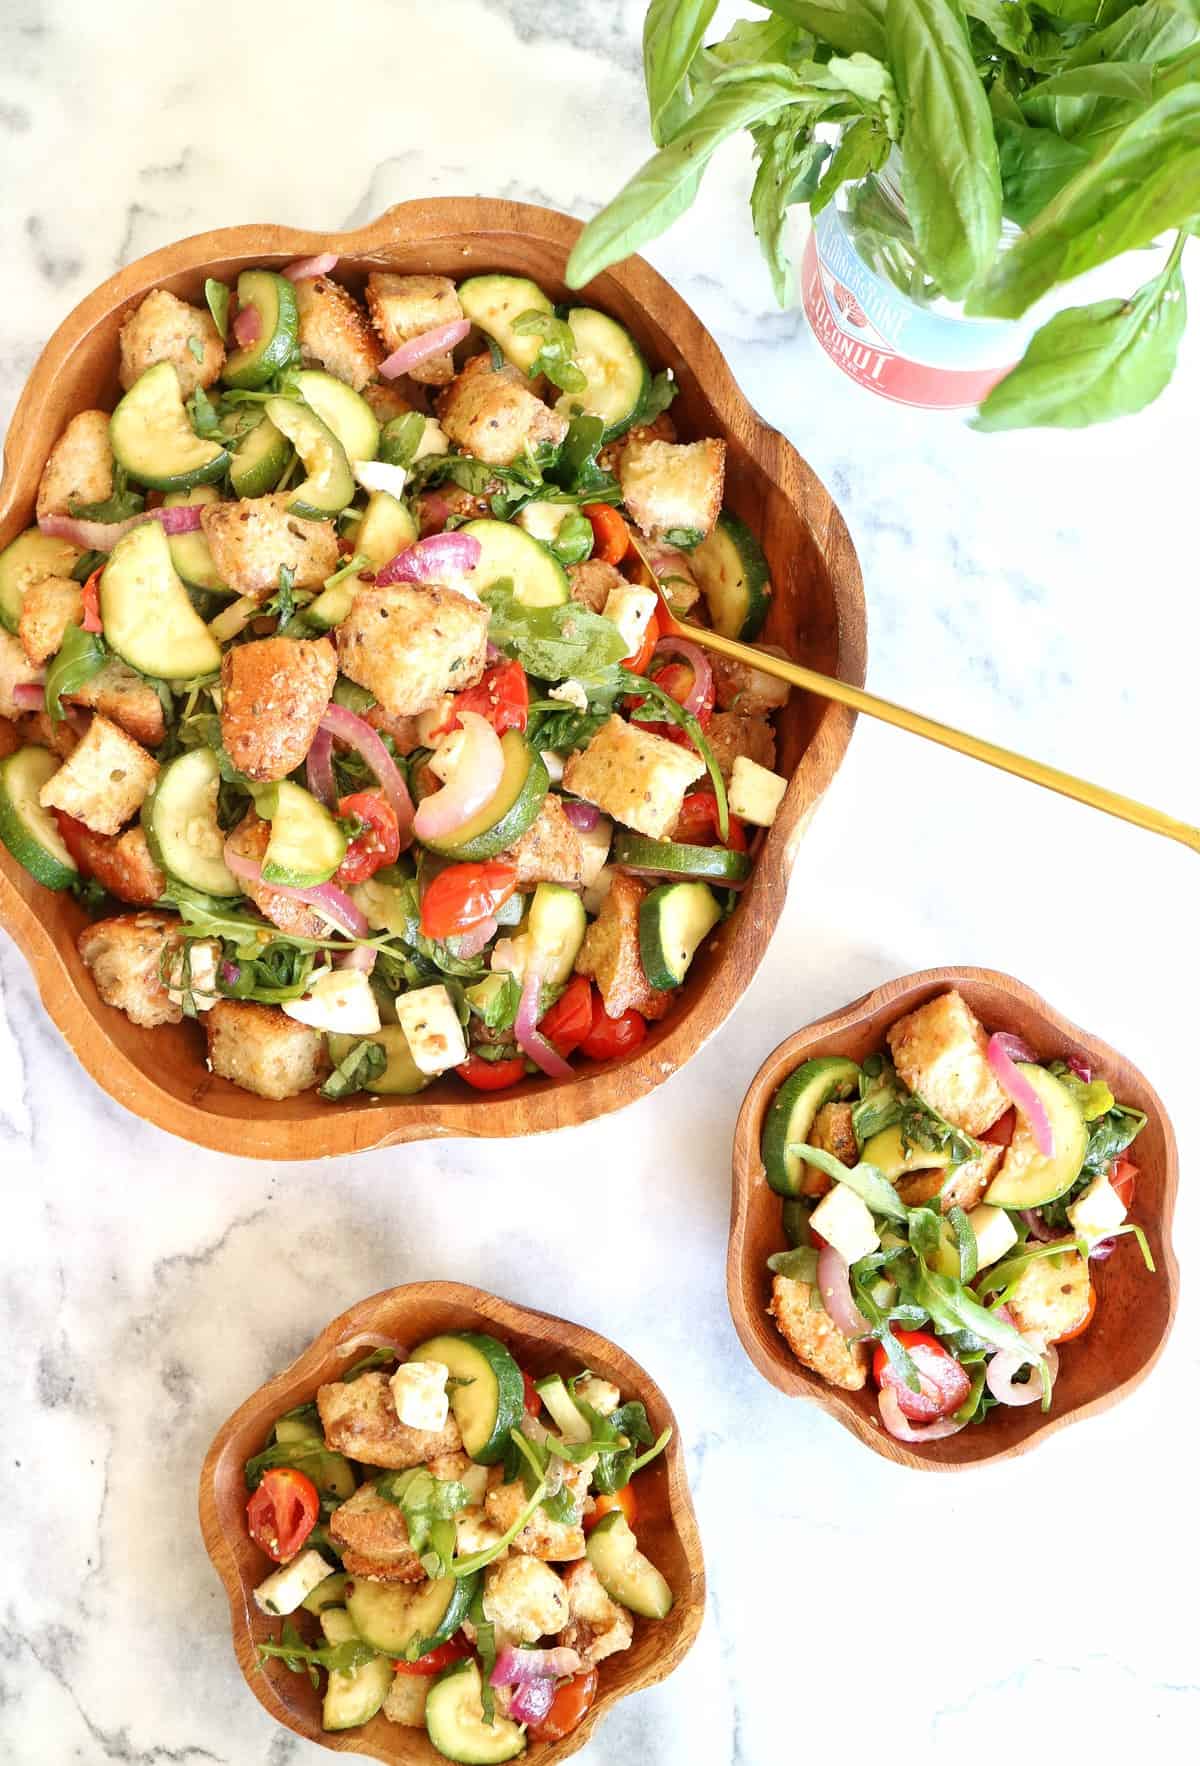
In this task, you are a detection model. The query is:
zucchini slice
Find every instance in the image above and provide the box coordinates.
[100,520,222,680]
[302,1570,350,1614]
[0,529,82,634]
[460,518,568,608]
[557,307,649,439]
[983,1065,1089,1208]
[308,490,416,632]
[327,1025,432,1095]
[585,1511,673,1619]
[163,485,224,592]
[691,511,771,641]
[761,1056,861,1197]
[859,1124,955,1183]
[425,1659,526,1764]
[228,414,292,499]
[142,747,239,896]
[257,780,346,887]
[294,369,380,463]
[322,1653,391,1733]
[458,273,553,375]
[526,881,587,987]
[612,831,751,885]
[638,880,721,990]
[346,1572,476,1659]
[421,731,548,861]
[271,1414,357,1499]
[0,747,78,889]
[222,270,299,389]
[110,363,230,493]
[408,1331,524,1464]
[534,1373,592,1444]
[264,397,355,519]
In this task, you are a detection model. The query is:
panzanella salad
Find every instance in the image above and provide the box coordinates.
[243,1334,672,1757]
[762,989,1154,1442]
[0,256,791,1101]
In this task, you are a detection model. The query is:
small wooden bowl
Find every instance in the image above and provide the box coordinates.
[199,1280,704,1762]
[727,967,1180,1470]
[0,197,866,1158]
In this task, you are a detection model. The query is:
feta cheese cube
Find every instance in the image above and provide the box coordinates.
[603,582,658,660]
[582,864,615,916]
[1067,1173,1128,1246]
[353,460,408,499]
[809,1182,880,1266]
[394,983,468,1075]
[253,1549,335,1617]
[539,749,565,783]
[728,755,788,827]
[165,938,221,1012]
[517,500,572,546]
[282,968,381,1036]
[965,1203,1019,1271]
[390,1358,450,1431]
[577,816,613,891]
[549,678,589,713]
[414,418,449,462]
[429,727,467,782]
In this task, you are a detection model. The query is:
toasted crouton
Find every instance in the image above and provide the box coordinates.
[38,714,158,836]
[501,795,585,887]
[383,1673,429,1728]
[886,990,1008,1137]
[482,1554,571,1639]
[365,703,426,755]
[597,412,677,473]
[618,437,725,542]
[336,582,488,717]
[561,1560,635,1667]
[768,1273,867,1390]
[568,557,624,614]
[18,575,83,667]
[205,999,328,1100]
[77,913,182,1028]
[118,288,224,397]
[705,712,776,785]
[363,381,416,423]
[61,822,165,907]
[810,1102,859,1176]
[436,355,568,467]
[575,871,672,1023]
[225,811,328,939]
[365,273,463,386]
[0,717,19,760]
[1006,1248,1091,1340]
[415,480,502,537]
[329,1483,425,1584]
[712,646,791,716]
[35,411,114,523]
[200,495,339,599]
[64,657,167,749]
[15,708,77,760]
[0,629,44,718]
[317,1371,462,1471]
[293,275,383,391]
[562,715,704,841]
[219,636,337,782]
[897,1141,1005,1213]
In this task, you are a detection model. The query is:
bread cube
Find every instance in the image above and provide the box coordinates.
[705,711,776,784]
[35,410,114,523]
[336,582,488,717]
[65,657,167,749]
[38,714,158,836]
[204,999,329,1100]
[219,636,337,781]
[886,989,1009,1137]
[436,355,568,466]
[768,1274,867,1390]
[575,871,672,1022]
[118,288,224,397]
[365,273,463,386]
[317,1370,462,1470]
[18,575,83,667]
[293,274,382,391]
[0,629,44,718]
[562,714,704,840]
[617,437,725,542]
[77,913,182,1028]
[200,494,339,598]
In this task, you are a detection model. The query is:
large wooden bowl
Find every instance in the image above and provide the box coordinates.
[727,968,1180,1470]
[0,197,865,1158]
[199,1280,704,1762]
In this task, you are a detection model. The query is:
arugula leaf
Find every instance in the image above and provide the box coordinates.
[511,311,587,393]
[243,1432,351,1501]
[789,1144,908,1220]
[452,1432,548,1577]
[45,624,107,723]
[947,1205,978,1283]
[467,970,521,1033]
[899,1094,981,1166]
[619,664,730,839]
[205,277,231,341]
[468,1588,497,1725]
[639,368,680,424]
[909,1262,1050,1402]
[767,1245,820,1281]
[69,465,144,524]
[378,411,428,469]
[187,385,222,439]
[320,1038,387,1101]
[483,583,629,682]
[852,1055,904,1141]
[376,1468,470,1579]
[70,548,107,583]
[258,1621,375,1683]
[644,0,720,145]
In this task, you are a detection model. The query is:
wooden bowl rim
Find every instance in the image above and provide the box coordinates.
[0,196,866,1158]
[726,965,1181,1472]
[198,1279,705,1763]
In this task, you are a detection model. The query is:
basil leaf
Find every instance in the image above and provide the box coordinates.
[964,0,1034,58]
[974,252,1187,428]
[810,114,889,219]
[994,117,1092,227]
[948,1205,978,1283]
[643,0,720,145]
[888,0,1003,298]
[205,277,231,341]
[378,411,427,468]
[755,1,888,59]
[788,1143,908,1221]
[767,1245,820,1282]
[751,118,830,299]
[319,1037,387,1101]
[45,625,107,723]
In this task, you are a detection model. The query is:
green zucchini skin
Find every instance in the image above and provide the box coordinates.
[762,1056,862,1196]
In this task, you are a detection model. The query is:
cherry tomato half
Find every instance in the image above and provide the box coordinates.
[527,1668,599,1743]
[247,1467,319,1562]
[521,1369,541,1415]
[981,1108,1016,1147]
[80,567,104,634]
[335,791,400,886]
[872,1330,971,1422]
[584,1482,637,1534]
[583,503,630,567]
[1051,1280,1097,1345]
[451,658,529,736]
[673,790,747,852]
[392,1636,472,1675]
[626,608,660,674]
[53,809,95,874]
[538,975,594,1056]
[579,1005,647,1062]
[456,1053,528,1091]
[420,861,518,940]
[1110,1154,1138,1211]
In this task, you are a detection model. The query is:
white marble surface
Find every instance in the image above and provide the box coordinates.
[1,3,1197,1762]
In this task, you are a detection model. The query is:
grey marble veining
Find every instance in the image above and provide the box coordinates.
[1,3,1197,1761]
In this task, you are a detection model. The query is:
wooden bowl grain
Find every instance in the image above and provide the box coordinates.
[727,968,1179,1471]
[198,1281,704,1763]
[0,197,866,1158]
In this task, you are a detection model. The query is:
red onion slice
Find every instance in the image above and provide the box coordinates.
[306,726,336,809]
[877,1387,968,1442]
[1066,1053,1092,1083]
[562,801,600,831]
[986,1341,1058,1407]
[507,1677,555,1725]
[335,1330,408,1360]
[39,503,201,554]
[317,704,414,844]
[375,532,482,588]
[336,944,377,975]
[454,915,499,959]
[987,1033,1055,1157]
[12,682,46,710]
[817,1245,870,1338]
[233,303,262,346]
[491,1646,582,1687]
[379,318,471,379]
[412,712,502,843]
[157,503,204,535]
[1019,1208,1058,1243]
[651,635,713,718]
[282,252,338,282]
[222,841,369,938]
[515,965,573,1080]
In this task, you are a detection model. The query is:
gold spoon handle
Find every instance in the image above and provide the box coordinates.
[681,623,1200,857]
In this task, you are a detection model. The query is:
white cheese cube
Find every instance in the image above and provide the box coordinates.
[728,755,788,827]
[539,749,565,784]
[282,968,381,1036]
[549,678,589,713]
[253,1549,335,1617]
[414,418,449,462]
[390,1358,450,1431]
[429,727,467,782]
[602,582,658,660]
[165,938,221,1012]
[517,500,572,546]
[491,932,531,985]
[809,1182,880,1266]
[1068,1174,1128,1246]
[965,1203,1019,1271]
[582,865,615,916]
[577,816,613,891]
[354,459,408,499]
[394,983,468,1075]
